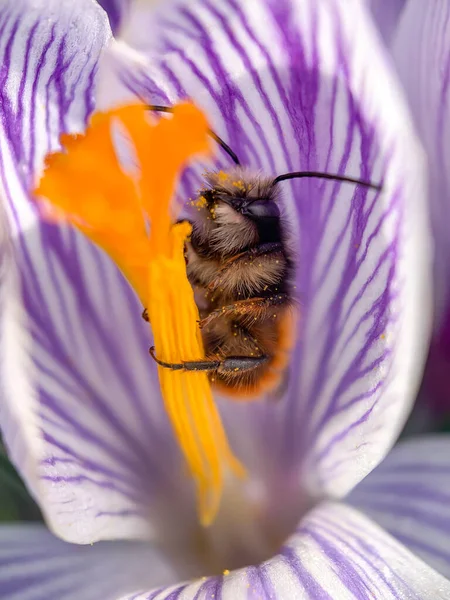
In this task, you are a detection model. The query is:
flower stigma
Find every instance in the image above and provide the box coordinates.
[35,102,245,526]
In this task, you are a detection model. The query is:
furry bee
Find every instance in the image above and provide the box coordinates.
[144,106,381,399]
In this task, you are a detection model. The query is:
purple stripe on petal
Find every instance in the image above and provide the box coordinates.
[195,577,223,600]
[245,565,277,600]
[304,527,382,599]
[306,518,405,597]
[281,546,333,599]
[163,586,188,600]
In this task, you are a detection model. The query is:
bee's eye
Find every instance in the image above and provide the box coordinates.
[242,200,280,220]
[202,190,215,204]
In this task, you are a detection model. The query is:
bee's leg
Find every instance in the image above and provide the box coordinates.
[142,308,149,322]
[149,346,221,371]
[199,294,289,329]
[149,346,268,372]
[217,355,269,373]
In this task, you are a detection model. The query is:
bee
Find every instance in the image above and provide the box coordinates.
[144,106,382,399]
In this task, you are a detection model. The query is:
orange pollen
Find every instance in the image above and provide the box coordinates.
[35,102,245,526]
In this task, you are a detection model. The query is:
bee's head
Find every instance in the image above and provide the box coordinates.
[190,167,282,256]
[203,167,280,219]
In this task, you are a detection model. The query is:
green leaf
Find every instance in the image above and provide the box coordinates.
[0,442,42,522]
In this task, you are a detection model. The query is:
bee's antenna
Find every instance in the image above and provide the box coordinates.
[273,171,382,191]
[207,130,241,166]
[147,105,241,166]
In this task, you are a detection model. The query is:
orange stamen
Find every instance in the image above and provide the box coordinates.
[35,102,244,525]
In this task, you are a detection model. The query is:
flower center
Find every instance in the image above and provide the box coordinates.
[35,102,244,526]
[151,472,308,581]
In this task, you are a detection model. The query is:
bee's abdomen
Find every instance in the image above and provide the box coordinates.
[186,233,296,399]
[203,308,296,399]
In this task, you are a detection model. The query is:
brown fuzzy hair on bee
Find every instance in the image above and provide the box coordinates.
[206,167,279,200]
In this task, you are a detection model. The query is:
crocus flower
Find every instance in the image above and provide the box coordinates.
[1,0,450,599]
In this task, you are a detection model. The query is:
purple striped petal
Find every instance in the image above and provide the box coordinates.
[116,502,450,600]
[390,0,450,326]
[0,1,188,544]
[368,0,407,44]
[98,0,430,508]
[0,524,174,600]
[349,435,450,580]
[389,0,450,416]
